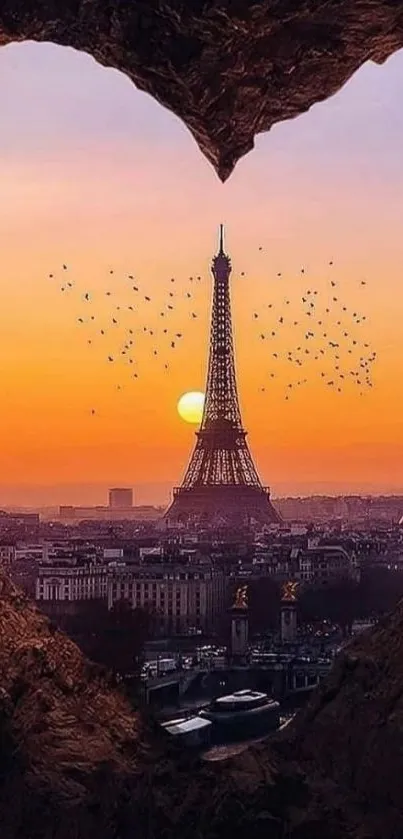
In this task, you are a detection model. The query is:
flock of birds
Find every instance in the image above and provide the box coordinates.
[249,261,376,401]
[48,254,376,412]
[48,264,204,414]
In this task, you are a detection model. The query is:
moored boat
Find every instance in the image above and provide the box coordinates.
[160,715,212,748]
[199,689,280,742]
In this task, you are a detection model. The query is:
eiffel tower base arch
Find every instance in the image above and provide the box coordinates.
[165,485,280,528]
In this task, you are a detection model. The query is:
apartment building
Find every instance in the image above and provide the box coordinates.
[107,558,227,635]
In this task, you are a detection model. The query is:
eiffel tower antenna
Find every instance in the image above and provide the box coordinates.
[165,228,281,529]
[219,223,225,254]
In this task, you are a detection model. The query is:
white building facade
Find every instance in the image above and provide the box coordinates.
[35,564,109,602]
[0,544,16,565]
[107,560,227,635]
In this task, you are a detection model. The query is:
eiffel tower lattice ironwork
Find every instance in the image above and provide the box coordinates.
[165,226,281,527]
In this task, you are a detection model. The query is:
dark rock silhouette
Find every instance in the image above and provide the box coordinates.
[1,568,403,837]
[1,1,403,179]
[282,605,403,838]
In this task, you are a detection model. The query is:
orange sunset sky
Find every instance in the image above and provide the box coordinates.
[0,41,402,506]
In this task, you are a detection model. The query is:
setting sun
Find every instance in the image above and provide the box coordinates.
[177,391,205,425]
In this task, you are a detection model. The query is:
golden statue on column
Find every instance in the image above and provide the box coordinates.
[233,584,248,609]
[281,581,299,602]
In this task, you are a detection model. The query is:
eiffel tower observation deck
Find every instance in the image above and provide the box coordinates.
[165,226,281,529]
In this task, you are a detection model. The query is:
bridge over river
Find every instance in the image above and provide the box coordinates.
[141,658,332,708]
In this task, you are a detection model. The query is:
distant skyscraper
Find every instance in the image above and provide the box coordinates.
[108,488,133,508]
[165,226,281,528]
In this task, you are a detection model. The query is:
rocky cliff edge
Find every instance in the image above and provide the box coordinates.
[0,571,402,839]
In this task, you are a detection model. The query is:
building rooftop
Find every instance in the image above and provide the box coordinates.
[215,689,268,706]
[162,716,211,735]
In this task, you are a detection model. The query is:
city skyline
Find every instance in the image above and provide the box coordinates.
[0,42,402,503]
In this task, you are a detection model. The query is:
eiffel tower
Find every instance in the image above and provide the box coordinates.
[165,226,281,528]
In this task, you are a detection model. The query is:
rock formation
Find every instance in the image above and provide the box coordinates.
[1,1,403,179]
[281,605,403,838]
[2,568,403,838]
[0,570,317,838]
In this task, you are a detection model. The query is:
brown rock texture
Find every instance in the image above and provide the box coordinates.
[2,569,403,838]
[1,1,403,179]
[0,571,339,839]
[281,605,403,838]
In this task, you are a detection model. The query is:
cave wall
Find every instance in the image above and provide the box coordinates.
[0,1,403,179]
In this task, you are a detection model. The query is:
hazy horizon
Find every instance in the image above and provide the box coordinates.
[1,481,402,508]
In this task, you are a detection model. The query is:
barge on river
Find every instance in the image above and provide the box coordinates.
[199,689,280,742]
